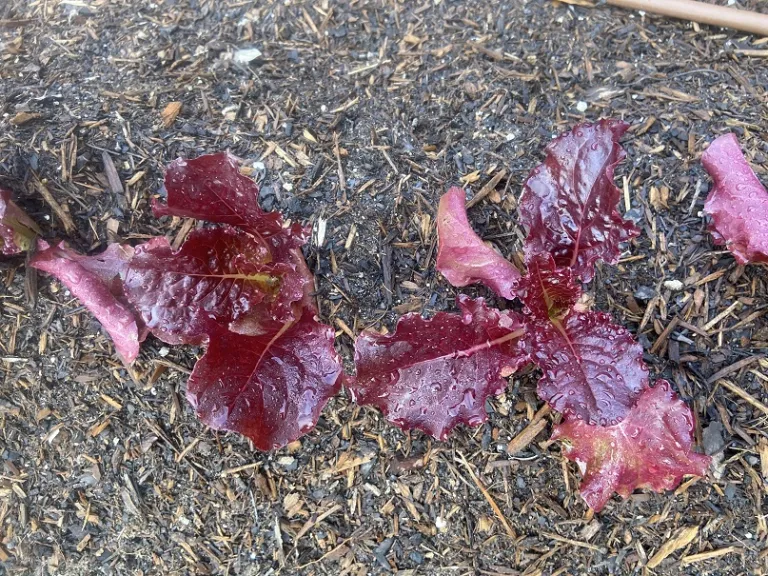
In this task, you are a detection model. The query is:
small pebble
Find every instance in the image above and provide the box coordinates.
[634,286,655,301]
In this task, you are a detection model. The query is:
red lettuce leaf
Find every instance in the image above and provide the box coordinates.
[436,186,521,299]
[518,119,638,282]
[30,240,144,362]
[123,226,312,345]
[154,152,306,245]
[530,310,648,425]
[349,296,529,440]
[552,381,710,511]
[186,311,343,450]
[0,188,39,255]
[702,133,768,264]
[518,253,581,321]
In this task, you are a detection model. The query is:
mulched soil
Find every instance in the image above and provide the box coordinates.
[1,0,768,574]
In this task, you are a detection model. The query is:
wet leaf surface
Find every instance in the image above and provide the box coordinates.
[518,119,638,282]
[31,241,144,361]
[530,310,648,425]
[187,311,343,451]
[124,226,311,345]
[518,253,581,321]
[349,296,529,439]
[702,133,768,264]
[553,381,711,511]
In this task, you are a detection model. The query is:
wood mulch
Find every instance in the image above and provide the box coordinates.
[1,0,767,574]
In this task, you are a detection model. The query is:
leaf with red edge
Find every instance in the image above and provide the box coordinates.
[552,381,710,511]
[123,226,313,345]
[187,311,343,450]
[518,119,638,282]
[530,310,648,425]
[518,253,581,321]
[702,133,768,264]
[349,296,529,440]
[436,187,520,299]
[30,240,145,362]
[0,188,39,255]
[154,152,306,245]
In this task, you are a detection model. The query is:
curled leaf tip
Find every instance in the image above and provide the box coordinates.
[436,186,520,299]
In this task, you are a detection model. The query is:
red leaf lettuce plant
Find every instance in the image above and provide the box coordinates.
[349,120,710,511]
[31,154,343,451]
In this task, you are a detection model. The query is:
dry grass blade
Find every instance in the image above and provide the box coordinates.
[539,530,607,553]
[681,546,739,566]
[715,379,768,416]
[457,452,516,539]
[706,355,764,384]
[466,168,508,209]
[31,174,76,235]
[647,525,699,568]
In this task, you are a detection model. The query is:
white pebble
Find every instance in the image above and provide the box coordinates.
[233,47,262,64]
[663,280,684,292]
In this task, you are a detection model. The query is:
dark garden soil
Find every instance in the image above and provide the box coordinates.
[1,0,768,574]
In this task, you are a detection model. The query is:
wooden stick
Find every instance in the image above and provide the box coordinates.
[606,0,768,37]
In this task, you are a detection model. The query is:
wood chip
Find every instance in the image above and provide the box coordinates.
[759,438,768,482]
[334,452,374,473]
[706,355,764,384]
[125,170,146,186]
[102,151,124,194]
[647,525,699,568]
[703,301,741,332]
[466,168,508,209]
[507,408,549,455]
[161,101,182,127]
[10,111,41,125]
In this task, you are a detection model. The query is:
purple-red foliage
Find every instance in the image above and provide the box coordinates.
[27,123,712,508]
[32,153,341,450]
[518,119,639,282]
[187,313,342,451]
[31,241,144,362]
[552,381,711,511]
[702,133,768,264]
[529,310,648,425]
[436,186,521,299]
[348,296,528,439]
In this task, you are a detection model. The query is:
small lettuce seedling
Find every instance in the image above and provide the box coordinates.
[31,153,342,451]
[350,120,709,510]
